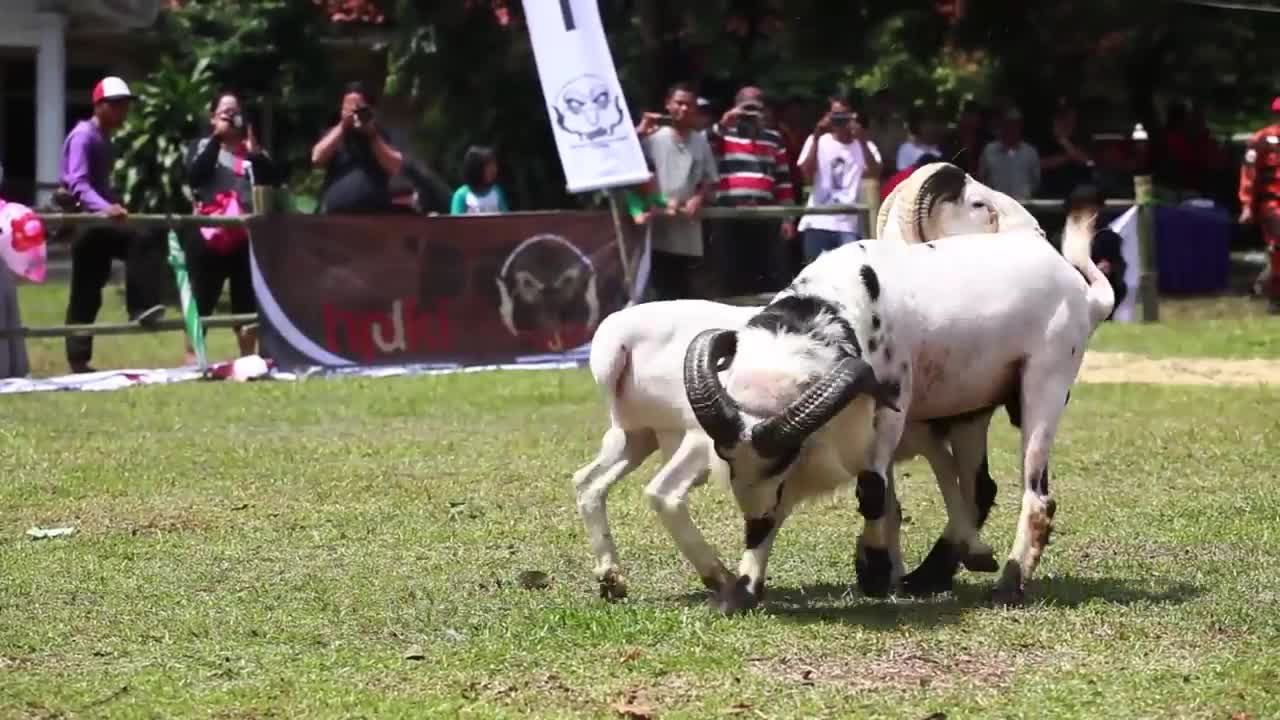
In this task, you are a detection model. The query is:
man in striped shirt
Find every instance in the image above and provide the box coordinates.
[705,86,797,297]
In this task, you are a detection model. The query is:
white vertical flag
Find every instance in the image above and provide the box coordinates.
[522,0,651,193]
[1107,206,1141,323]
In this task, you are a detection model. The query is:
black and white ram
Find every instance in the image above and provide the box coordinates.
[572,164,1032,602]
[682,210,1114,612]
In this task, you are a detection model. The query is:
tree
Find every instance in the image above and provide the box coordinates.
[114,0,339,213]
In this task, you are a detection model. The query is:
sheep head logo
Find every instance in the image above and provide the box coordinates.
[495,234,600,353]
[552,74,625,143]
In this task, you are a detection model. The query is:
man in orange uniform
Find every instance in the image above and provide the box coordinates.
[1239,96,1280,314]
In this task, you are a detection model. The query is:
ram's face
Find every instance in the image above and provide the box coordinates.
[931,181,999,237]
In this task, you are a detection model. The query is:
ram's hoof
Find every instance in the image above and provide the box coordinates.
[855,542,894,599]
[707,576,761,615]
[963,550,1000,573]
[598,570,628,601]
[708,588,759,615]
[991,562,1026,607]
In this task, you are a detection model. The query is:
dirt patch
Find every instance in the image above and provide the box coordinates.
[1079,352,1280,387]
[746,643,1051,692]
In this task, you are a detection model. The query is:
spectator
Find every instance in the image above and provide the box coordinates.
[693,97,713,133]
[1039,97,1094,199]
[868,88,908,178]
[979,107,1041,200]
[706,85,797,296]
[311,81,404,214]
[1164,99,1226,196]
[450,145,510,215]
[60,76,166,374]
[896,107,945,173]
[797,96,881,264]
[634,82,719,300]
[944,99,991,175]
[1065,184,1127,319]
[774,95,811,191]
[881,152,942,199]
[184,90,279,363]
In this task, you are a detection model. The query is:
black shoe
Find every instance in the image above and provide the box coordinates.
[131,305,166,327]
[69,362,98,374]
[1268,299,1280,316]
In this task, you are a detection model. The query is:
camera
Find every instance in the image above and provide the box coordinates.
[655,114,673,127]
[231,112,245,129]
[354,106,374,124]
[830,112,852,128]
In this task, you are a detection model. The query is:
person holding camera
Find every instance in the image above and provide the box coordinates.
[705,85,797,297]
[797,96,882,265]
[632,82,719,300]
[184,90,279,362]
[311,81,404,214]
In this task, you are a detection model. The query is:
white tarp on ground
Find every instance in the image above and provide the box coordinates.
[0,359,588,395]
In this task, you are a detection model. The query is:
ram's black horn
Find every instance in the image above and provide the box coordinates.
[683,329,745,448]
[914,163,967,241]
[750,357,885,457]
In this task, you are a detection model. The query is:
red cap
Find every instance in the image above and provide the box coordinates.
[1272,96,1280,113]
[92,76,132,104]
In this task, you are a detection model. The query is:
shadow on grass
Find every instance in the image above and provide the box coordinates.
[662,574,1202,628]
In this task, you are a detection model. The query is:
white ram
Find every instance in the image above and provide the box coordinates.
[681,210,1114,612]
[572,164,1030,601]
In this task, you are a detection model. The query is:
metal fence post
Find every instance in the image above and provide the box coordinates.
[1132,123,1159,322]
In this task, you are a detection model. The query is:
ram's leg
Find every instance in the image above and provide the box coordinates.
[948,413,1000,572]
[993,363,1073,606]
[711,502,795,614]
[855,406,909,598]
[901,431,968,596]
[573,427,657,600]
[644,432,734,594]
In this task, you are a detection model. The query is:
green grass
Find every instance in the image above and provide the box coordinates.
[3,355,1279,717]
[14,282,240,378]
[1090,295,1280,359]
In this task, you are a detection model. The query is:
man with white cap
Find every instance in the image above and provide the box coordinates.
[60,75,165,373]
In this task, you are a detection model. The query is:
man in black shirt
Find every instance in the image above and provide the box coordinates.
[311,82,404,213]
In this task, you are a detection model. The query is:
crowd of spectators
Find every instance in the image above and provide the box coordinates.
[0,72,1248,377]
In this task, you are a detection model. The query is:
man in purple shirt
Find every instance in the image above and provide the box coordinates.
[61,76,165,373]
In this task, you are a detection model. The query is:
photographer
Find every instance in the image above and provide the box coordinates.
[632,82,719,300]
[705,85,797,297]
[797,96,881,265]
[184,90,279,362]
[311,81,404,214]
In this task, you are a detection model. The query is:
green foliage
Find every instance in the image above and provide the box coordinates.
[113,1,338,212]
[387,2,577,210]
[112,58,217,214]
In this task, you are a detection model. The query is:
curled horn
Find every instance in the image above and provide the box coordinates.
[875,179,904,240]
[749,357,900,459]
[683,329,745,448]
[893,162,966,244]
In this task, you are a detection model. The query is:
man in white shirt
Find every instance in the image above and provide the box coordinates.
[797,97,882,264]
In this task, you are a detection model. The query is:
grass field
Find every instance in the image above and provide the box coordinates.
[3,281,1280,718]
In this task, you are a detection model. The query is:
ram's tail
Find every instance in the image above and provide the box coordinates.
[588,313,632,403]
[1060,208,1116,329]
